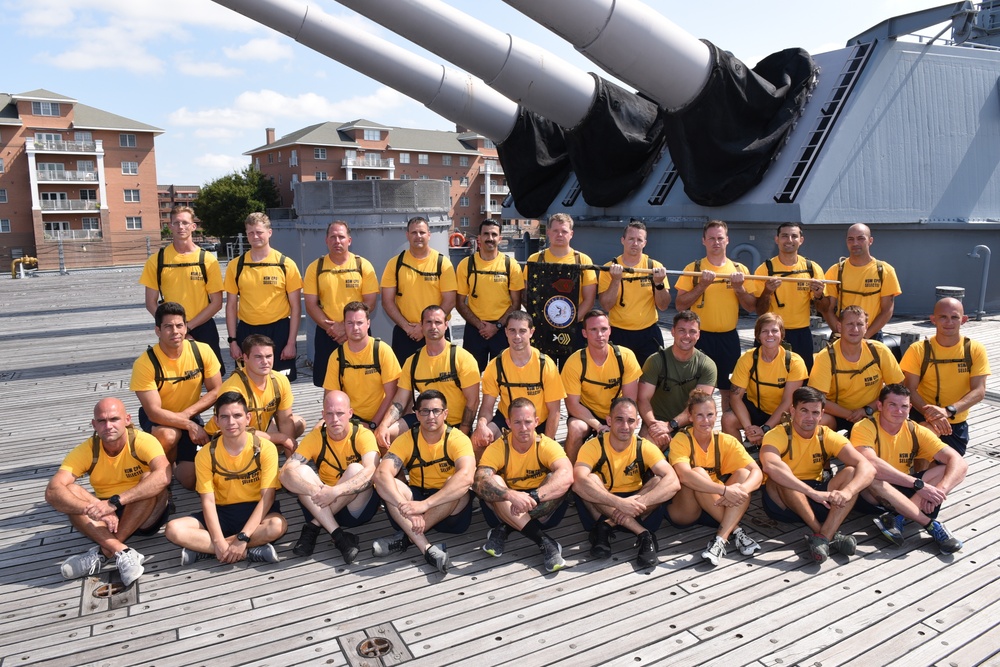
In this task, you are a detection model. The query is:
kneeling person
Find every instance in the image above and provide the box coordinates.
[280,391,380,563]
[852,384,967,553]
[373,390,475,574]
[667,391,764,566]
[165,392,287,565]
[573,397,681,569]
[47,398,171,586]
[760,387,875,563]
[474,398,574,572]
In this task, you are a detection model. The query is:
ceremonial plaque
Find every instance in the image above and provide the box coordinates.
[526,262,581,359]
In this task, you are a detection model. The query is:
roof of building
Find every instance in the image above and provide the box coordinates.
[0,94,22,126]
[0,89,163,134]
[12,89,78,103]
[245,120,482,156]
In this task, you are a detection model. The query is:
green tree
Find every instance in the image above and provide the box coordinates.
[194,166,281,237]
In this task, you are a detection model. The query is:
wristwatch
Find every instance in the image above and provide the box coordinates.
[236,532,251,543]
[912,478,925,491]
[108,494,124,510]
[668,419,680,433]
[227,336,238,343]
[528,489,541,503]
[761,424,772,434]
[864,406,875,416]
[654,282,666,291]
[946,405,957,418]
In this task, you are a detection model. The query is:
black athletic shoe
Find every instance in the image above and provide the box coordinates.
[293,522,321,557]
[636,531,658,569]
[334,529,361,564]
[589,521,614,559]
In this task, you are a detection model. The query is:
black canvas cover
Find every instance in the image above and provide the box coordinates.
[496,109,571,218]
[662,42,818,206]
[525,262,581,359]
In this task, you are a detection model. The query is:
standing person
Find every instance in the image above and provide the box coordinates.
[140,205,225,373]
[900,297,990,456]
[224,212,303,381]
[752,223,825,370]
[667,391,763,567]
[131,302,222,491]
[47,399,171,587]
[381,216,458,363]
[524,212,598,365]
[821,223,902,340]
[164,392,287,566]
[372,391,476,575]
[759,387,875,563]
[573,397,681,569]
[456,219,524,371]
[303,220,379,388]
[598,220,671,363]
[674,220,757,410]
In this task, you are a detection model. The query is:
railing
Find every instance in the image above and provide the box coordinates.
[43,229,103,241]
[341,157,395,169]
[40,200,101,211]
[480,184,509,194]
[479,162,503,175]
[32,140,98,153]
[480,205,503,215]
[37,170,98,182]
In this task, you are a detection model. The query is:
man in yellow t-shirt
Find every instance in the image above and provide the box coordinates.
[130,302,222,490]
[474,398,574,572]
[760,387,875,563]
[900,297,990,456]
[140,205,225,373]
[164,392,287,566]
[598,220,671,364]
[851,384,967,553]
[303,220,379,388]
[573,398,680,569]
[47,398,171,587]
[223,212,303,381]
[456,219,525,371]
[280,391,381,563]
[372,390,476,574]
[322,302,401,428]
[381,216,458,363]
[561,309,642,462]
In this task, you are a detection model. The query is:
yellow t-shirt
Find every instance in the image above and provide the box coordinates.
[399,343,480,427]
[808,339,904,410]
[730,347,808,415]
[205,369,293,436]
[296,423,379,486]
[194,433,280,505]
[59,429,165,498]
[561,345,642,420]
[762,425,851,482]
[482,348,566,423]
[302,253,378,322]
[674,257,750,332]
[525,248,598,302]
[478,434,567,491]
[387,427,474,490]
[456,253,525,321]
[823,258,901,322]
[139,245,223,317]
[900,337,991,423]
[850,417,946,473]
[751,256,823,329]
[223,249,303,325]
[322,338,401,422]
[668,429,754,484]
[130,341,221,413]
[577,434,665,493]
[598,255,668,330]
[380,250,458,323]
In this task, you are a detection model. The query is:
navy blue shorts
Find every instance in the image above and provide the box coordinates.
[312,324,339,388]
[237,317,295,382]
[386,487,474,534]
[740,394,772,427]
[762,480,830,524]
[481,492,570,530]
[575,490,664,533]
[783,327,816,373]
[610,323,663,369]
[696,329,741,390]
[297,489,381,528]
[188,318,225,377]
[138,409,203,463]
[462,321,507,374]
[854,470,939,519]
[191,499,283,537]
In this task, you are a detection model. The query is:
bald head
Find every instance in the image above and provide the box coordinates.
[94,397,126,419]
[322,390,354,437]
[92,398,131,445]
[324,390,351,411]
[934,297,964,317]
[846,223,874,261]
[930,297,968,341]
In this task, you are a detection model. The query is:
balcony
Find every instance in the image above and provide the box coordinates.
[43,229,103,241]
[479,162,504,175]
[480,184,509,195]
[32,140,98,153]
[40,200,101,212]
[341,157,395,170]
[480,204,503,215]
[36,170,98,182]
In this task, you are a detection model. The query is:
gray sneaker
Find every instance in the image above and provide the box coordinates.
[733,527,761,556]
[482,526,507,557]
[180,548,213,567]
[701,536,728,566]
[830,532,857,557]
[247,544,279,563]
[372,530,409,557]
[540,535,566,572]
[424,543,449,574]
[60,546,107,579]
[115,548,145,587]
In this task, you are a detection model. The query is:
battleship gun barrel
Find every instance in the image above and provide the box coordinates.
[209,0,519,141]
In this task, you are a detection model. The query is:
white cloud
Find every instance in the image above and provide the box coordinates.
[223,38,294,63]
[193,153,250,172]
[194,128,243,140]
[175,53,243,78]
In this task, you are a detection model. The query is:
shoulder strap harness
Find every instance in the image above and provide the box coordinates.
[146,340,205,391]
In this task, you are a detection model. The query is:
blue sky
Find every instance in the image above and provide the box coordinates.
[4,0,948,185]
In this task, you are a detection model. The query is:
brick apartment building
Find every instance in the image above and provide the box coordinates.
[158,184,200,230]
[0,89,162,270]
[245,119,509,231]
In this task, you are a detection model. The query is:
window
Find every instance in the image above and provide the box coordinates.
[314,148,327,160]
[32,101,60,116]
[459,195,470,207]
[121,161,138,175]
[344,150,356,161]
[80,189,97,201]
[126,216,142,230]
[75,131,93,143]
[277,151,282,163]
[291,174,297,191]
[82,217,100,230]
[254,158,261,170]
[120,134,136,148]
[442,155,452,166]
[35,132,61,144]
[315,172,328,181]
[460,176,469,186]
[38,162,65,177]
[400,174,411,180]
[0,219,10,233]
[268,153,274,164]
[483,139,496,149]
[364,129,380,141]
[79,160,95,173]
[418,154,429,165]
[0,158,4,173]
[399,153,410,164]
[290,149,298,166]
[460,216,470,227]
[445,176,452,184]
[124,189,141,202]
[459,156,469,167]
[420,175,428,180]
[0,189,6,203]
[365,175,381,180]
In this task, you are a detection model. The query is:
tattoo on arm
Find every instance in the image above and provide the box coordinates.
[461,406,476,429]
[529,498,563,519]
[388,402,403,422]
[383,452,403,475]
[290,453,310,465]
[473,467,506,501]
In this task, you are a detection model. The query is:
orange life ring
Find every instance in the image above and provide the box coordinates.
[449,232,466,247]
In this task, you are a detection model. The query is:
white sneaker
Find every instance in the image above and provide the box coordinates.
[733,527,761,556]
[701,536,727,567]
[115,548,145,587]
[60,546,106,579]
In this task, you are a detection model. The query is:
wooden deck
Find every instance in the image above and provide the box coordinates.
[2,267,1000,667]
